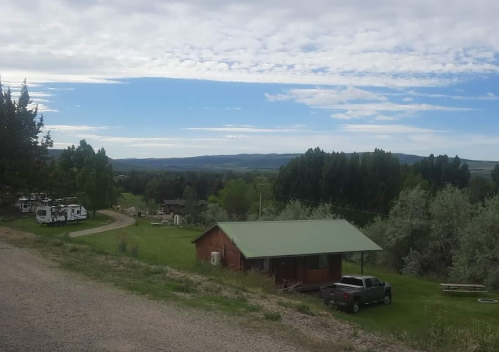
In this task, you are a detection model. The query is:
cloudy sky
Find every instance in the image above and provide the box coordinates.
[2,0,499,159]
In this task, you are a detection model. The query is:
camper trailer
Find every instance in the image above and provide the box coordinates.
[36,204,88,225]
[15,194,51,213]
[15,197,35,213]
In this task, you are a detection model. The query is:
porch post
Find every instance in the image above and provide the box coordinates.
[361,252,364,275]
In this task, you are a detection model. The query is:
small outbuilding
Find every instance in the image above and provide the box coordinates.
[191,219,382,290]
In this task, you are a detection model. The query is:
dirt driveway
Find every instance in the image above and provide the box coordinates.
[69,210,135,237]
[0,243,304,352]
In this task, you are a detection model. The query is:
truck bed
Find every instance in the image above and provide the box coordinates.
[320,283,362,304]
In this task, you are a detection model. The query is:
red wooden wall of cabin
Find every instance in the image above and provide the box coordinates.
[270,254,342,285]
[194,226,243,270]
[195,227,344,285]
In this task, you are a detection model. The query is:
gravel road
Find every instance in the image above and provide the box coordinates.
[69,210,135,237]
[0,243,304,352]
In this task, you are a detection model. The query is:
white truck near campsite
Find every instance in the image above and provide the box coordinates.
[36,204,88,225]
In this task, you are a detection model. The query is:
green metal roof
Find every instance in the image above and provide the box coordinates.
[193,219,382,259]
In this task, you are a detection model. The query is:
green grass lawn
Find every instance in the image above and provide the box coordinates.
[75,218,199,270]
[3,212,113,237]
[74,220,499,350]
[339,262,499,334]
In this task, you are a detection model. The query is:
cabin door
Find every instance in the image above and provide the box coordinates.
[273,257,297,285]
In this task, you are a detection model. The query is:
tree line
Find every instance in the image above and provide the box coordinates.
[117,147,498,226]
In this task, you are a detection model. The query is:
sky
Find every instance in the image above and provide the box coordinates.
[1,0,499,160]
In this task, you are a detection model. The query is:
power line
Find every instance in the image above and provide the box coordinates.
[276,194,389,217]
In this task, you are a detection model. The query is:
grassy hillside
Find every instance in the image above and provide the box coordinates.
[75,220,499,350]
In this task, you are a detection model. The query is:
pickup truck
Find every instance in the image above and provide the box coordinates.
[320,275,392,313]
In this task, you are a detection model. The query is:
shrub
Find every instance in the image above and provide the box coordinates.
[67,244,79,253]
[117,233,128,253]
[264,312,282,322]
[130,245,139,257]
[49,239,64,247]
[296,303,314,316]
[401,248,423,277]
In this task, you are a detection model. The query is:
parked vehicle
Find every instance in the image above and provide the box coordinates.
[320,275,392,313]
[36,204,88,225]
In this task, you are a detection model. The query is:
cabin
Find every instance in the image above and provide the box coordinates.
[191,220,382,290]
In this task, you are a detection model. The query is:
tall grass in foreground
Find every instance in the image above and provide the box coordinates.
[403,306,499,352]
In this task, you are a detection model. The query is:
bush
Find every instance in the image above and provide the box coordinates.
[401,248,423,277]
[117,233,128,253]
[130,245,139,257]
[296,303,314,316]
[264,312,282,322]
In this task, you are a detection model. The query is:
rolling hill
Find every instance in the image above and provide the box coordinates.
[47,149,498,174]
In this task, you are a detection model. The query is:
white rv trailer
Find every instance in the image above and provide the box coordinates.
[36,204,88,225]
[15,197,34,213]
[15,194,51,213]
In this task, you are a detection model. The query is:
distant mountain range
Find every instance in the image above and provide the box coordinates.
[47,150,499,175]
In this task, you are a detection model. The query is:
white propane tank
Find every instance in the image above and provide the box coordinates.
[211,252,222,266]
[174,214,181,226]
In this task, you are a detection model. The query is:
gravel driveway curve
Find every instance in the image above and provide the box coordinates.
[69,210,135,238]
[0,243,304,352]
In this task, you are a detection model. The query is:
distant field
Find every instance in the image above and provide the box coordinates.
[2,212,113,237]
[75,220,499,347]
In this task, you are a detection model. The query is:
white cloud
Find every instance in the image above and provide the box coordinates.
[403,98,413,102]
[47,87,75,91]
[128,143,210,148]
[52,142,75,148]
[401,90,499,101]
[266,87,386,105]
[327,102,472,113]
[267,86,472,120]
[74,134,224,143]
[331,110,380,120]
[1,0,498,87]
[44,125,110,132]
[339,124,441,134]
[185,126,305,133]
[33,104,59,113]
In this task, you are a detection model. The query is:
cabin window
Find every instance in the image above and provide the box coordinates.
[308,255,328,270]
[365,279,373,288]
[254,258,270,273]
[37,210,47,216]
[371,278,381,287]
[23,203,29,208]
[76,210,80,215]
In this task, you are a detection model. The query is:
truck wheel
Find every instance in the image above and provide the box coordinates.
[383,293,392,305]
[350,300,360,314]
